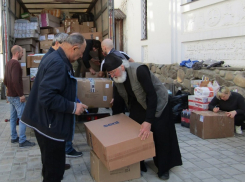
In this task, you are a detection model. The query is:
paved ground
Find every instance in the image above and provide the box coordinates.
[0,99,245,182]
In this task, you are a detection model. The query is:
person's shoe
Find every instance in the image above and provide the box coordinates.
[65,164,71,170]
[235,126,243,134]
[140,161,147,172]
[19,140,35,148]
[158,171,170,180]
[66,149,83,158]
[11,137,19,143]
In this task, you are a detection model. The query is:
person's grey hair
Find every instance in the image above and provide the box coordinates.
[52,33,68,46]
[122,59,130,68]
[64,33,85,47]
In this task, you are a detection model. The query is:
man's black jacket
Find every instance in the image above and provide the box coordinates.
[21,47,77,141]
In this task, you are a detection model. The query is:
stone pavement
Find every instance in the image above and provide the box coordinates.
[0,99,245,182]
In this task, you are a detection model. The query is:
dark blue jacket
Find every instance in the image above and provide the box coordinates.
[39,47,55,66]
[21,47,77,141]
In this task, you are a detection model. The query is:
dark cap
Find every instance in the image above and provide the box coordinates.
[103,53,123,72]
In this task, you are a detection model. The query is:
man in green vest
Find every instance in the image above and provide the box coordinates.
[103,53,182,180]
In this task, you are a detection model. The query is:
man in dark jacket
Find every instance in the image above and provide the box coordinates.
[21,33,88,182]
[103,54,182,181]
[4,45,35,148]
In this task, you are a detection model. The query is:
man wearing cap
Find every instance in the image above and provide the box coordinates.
[103,54,182,180]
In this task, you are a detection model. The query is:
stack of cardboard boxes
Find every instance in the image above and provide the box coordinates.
[85,113,156,182]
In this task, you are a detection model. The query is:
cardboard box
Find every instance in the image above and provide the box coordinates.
[40,28,53,34]
[84,113,155,171]
[90,151,140,182]
[76,78,113,108]
[85,72,100,78]
[82,32,102,41]
[16,38,36,47]
[190,111,234,139]
[188,101,209,111]
[21,45,35,52]
[79,25,90,33]
[19,48,26,63]
[40,40,52,49]
[83,21,94,27]
[27,54,44,68]
[90,27,97,33]
[53,27,65,34]
[30,68,38,81]
[40,13,60,28]
[22,76,30,95]
[39,34,47,41]
[188,95,213,104]
[20,63,27,76]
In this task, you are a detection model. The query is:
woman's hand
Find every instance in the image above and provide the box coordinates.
[213,107,219,113]
[226,110,237,118]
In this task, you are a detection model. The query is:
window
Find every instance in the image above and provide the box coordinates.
[141,0,147,40]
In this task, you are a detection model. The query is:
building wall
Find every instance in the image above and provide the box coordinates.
[115,0,245,67]
[114,0,175,64]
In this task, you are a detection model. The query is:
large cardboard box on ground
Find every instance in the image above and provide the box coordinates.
[76,78,113,108]
[22,76,30,95]
[82,32,102,41]
[27,54,44,68]
[190,111,234,139]
[90,151,140,182]
[84,113,155,171]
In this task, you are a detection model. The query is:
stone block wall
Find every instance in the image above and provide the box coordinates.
[145,63,245,98]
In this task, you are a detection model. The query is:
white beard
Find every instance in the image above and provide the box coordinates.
[113,71,127,83]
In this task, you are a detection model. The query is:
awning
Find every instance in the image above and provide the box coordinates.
[114,9,126,19]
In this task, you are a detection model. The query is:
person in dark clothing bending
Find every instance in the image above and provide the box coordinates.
[80,39,103,77]
[208,86,245,134]
[103,54,182,180]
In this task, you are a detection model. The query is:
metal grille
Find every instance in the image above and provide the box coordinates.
[141,0,147,40]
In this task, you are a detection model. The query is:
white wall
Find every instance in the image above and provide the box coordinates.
[115,0,245,67]
[115,0,176,64]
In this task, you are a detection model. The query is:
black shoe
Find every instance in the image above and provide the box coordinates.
[65,164,71,170]
[66,149,83,158]
[19,140,35,148]
[158,171,169,180]
[11,137,19,143]
[140,161,147,172]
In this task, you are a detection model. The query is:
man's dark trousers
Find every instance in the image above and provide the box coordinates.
[34,130,66,182]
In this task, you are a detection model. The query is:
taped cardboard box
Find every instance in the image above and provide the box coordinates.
[40,40,52,49]
[15,38,36,47]
[190,111,234,139]
[83,21,94,27]
[40,28,53,34]
[76,78,113,108]
[19,48,26,63]
[40,13,60,28]
[84,113,155,171]
[53,27,65,34]
[22,76,30,95]
[27,54,44,68]
[21,44,35,52]
[90,151,140,182]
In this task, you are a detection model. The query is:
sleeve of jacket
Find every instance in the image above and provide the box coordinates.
[82,40,92,68]
[136,65,157,123]
[208,96,219,111]
[12,62,24,96]
[38,60,75,113]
